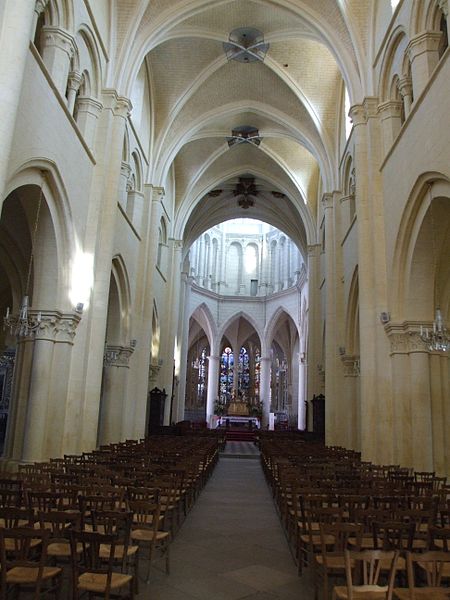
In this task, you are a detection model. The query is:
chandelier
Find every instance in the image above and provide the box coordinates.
[418,189,449,352]
[4,185,43,337]
[420,308,449,352]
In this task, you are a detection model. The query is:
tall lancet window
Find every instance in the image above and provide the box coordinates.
[237,347,250,395]
[219,347,234,401]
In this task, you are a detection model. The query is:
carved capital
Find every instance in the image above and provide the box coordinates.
[438,0,449,17]
[397,76,413,99]
[349,104,366,126]
[32,311,81,343]
[363,96,379,119]
[148,363,161,382]
[104,344,135,368]
[341,354,360,377]
[385,322,432,354]
[35,0,50,15]
[307,243,322,257]
[67,70,82,93]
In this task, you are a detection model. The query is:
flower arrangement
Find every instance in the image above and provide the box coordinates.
[214,398,227,416]
[247,400,263,418]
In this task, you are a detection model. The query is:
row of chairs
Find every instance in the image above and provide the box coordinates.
[0,434,220,598]
[259,436,450,599]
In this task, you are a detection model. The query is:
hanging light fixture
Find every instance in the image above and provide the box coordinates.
[419,189,449,352]
[4,184,43,337]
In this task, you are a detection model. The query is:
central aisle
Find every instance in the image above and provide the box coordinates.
[142,455,314,599]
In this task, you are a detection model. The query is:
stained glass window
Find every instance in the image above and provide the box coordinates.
[238,347,250,393]
[219,347,233,401]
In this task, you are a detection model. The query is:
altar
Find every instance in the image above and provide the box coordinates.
[217,415,260,429]
[227,401,249,416]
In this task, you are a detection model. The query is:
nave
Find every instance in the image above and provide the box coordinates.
[139,447,311,600]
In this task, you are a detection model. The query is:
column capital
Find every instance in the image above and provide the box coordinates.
[377,100,403,120]
[348,103,366,126]
[406,31,443,61]
[397,76,413,98]
[76,96,103,116]
[102,89,132,118]
[35,0,50,14]
[385,322,431,354]
[20,310,82,343]
[67,70,82,93]
[170,238,184,251]
[341,354,360,377]
[349,97,379,125]
[41,26,76,59]
[438,0,449,17]
[104,344,135,368]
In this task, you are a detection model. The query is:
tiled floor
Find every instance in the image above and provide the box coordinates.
[137,453,315,599]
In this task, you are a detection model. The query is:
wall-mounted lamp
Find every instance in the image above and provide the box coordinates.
[75,302,84,314]
[380,312,390,324]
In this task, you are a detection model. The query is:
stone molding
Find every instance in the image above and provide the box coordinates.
[407,31,442,61]
[76,96,103,116]
[377,100,403,120]
[41,26,76,59]
[102,89,132,118]
[398,76,413,98]
[148,362,161,382]
[307,243,321,256]
[385,322,432,354]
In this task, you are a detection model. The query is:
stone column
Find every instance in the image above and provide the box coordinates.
[75,97,103,150]
[349,100,394,465]
[259,356,271,428]
[407,31,442,99]
[297,353,307,430]
[63,91,131,455]
[98,345,134,446]
[206,355,220,426]
[40,26,76,97]
[377,101,403,155]
[398,77,413,118]
[173,273,193,424]
[159,239,184,425]
[19,311,81,463]
[123,185,163,440]
[306,243,322,429]
[0,1,35,205]
[66,70,82,114]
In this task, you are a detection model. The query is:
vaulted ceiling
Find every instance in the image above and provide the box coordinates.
[111,0,373,253]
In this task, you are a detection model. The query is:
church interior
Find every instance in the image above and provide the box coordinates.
[0,0,449,480]
[0,0,450,597]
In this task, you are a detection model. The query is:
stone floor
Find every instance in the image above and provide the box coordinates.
[137,447,315,599]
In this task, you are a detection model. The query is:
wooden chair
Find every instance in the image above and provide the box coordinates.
[393,551,450,600]
[69,529,134,599]
[332,549,400,600]
[0,527,62,598]
[128,499,170,583]
[91,509,139,592]
[315,522,363,600]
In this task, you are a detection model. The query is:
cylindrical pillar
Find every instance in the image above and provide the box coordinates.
[259,356,271,428]
[206,355,220,426]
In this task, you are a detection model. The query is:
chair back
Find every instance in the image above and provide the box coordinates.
[405,550,450,594]
[343,549,399,600]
